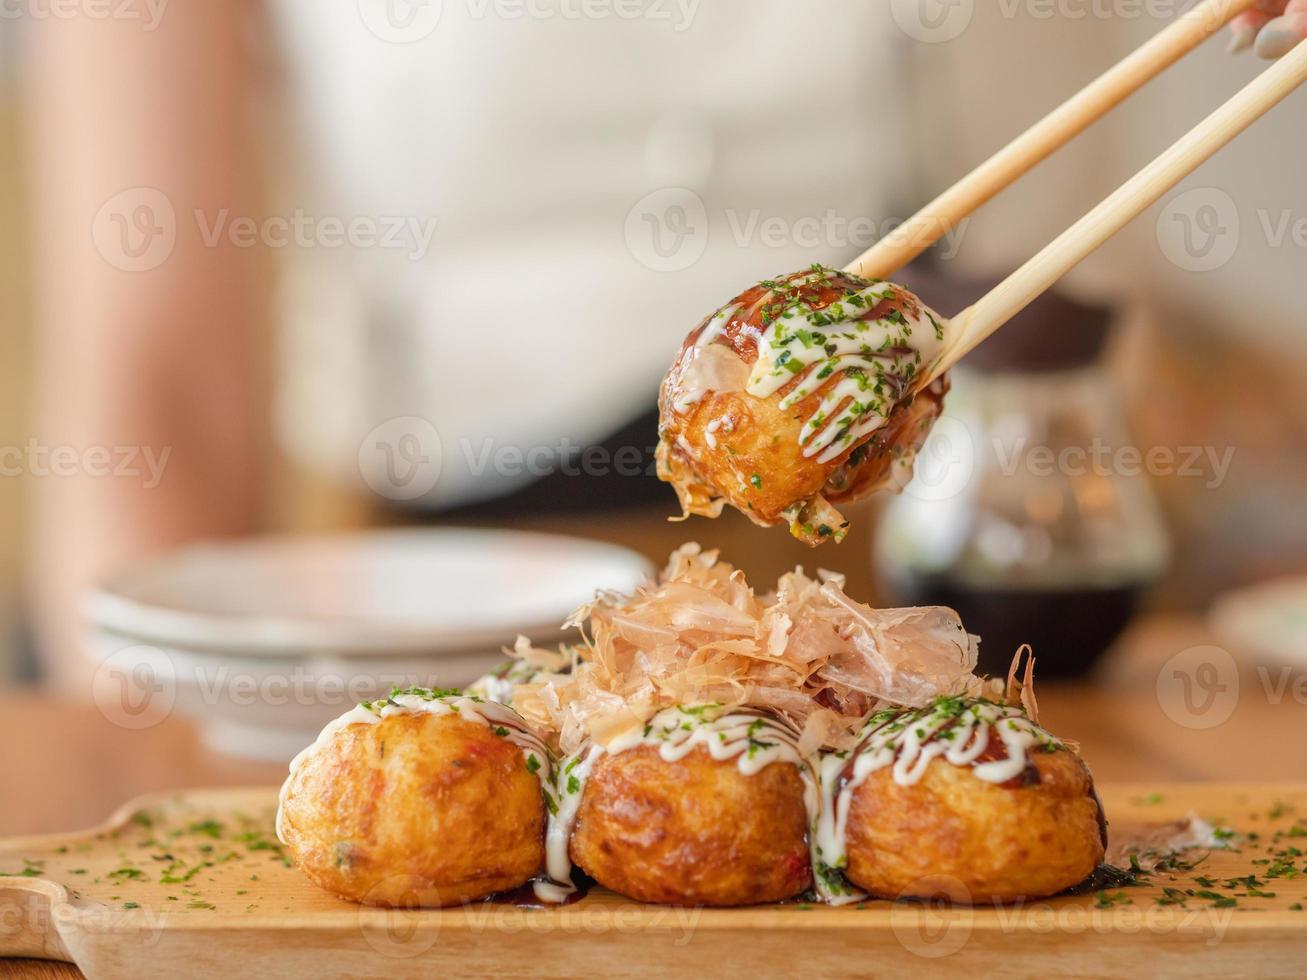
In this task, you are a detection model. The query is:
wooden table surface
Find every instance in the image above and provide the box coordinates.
[2,613,1304,978]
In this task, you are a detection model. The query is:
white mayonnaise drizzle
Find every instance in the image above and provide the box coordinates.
[534,703,820,904]
[812,699,1063,904]
[275,691,553,844]
[536,742,604,904]
[678,270,950,464]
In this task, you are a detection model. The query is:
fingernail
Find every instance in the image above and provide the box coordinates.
[1227,21,1255,53]
[1254,18,1302,58]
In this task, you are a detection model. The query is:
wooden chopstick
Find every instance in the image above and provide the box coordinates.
[930,38,1307,382]
[845,0,1259,281]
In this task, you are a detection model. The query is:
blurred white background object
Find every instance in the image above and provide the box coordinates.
[1212,575,1307,668]
[268,0,911,506]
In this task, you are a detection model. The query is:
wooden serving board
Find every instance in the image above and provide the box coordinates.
[2,784,1306,979]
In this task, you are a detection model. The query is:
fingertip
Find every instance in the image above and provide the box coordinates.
[1253,15,1307,58]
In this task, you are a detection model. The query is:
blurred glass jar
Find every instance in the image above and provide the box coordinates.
[874,279,1170,677]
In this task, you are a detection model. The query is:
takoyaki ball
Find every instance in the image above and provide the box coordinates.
[279,711,545,907]
[569,744,811,906]
[844,748,1104,903]
[657,265,950,545]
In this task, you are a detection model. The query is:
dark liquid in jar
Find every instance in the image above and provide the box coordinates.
[887,576,1147,677]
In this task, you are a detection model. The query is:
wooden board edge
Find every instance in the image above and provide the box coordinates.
[0,879,73,962]
[0,787,273,964]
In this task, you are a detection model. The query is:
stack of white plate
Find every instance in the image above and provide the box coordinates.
[83,528,651,761]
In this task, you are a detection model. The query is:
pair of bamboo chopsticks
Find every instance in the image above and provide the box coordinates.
[840,0,1306,380]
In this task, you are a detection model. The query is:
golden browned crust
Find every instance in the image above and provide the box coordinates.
[279,713,545,907]
[659,383,834,527]
[844,748,1104,903]
[569,745,812,906]
[656,270,946,546]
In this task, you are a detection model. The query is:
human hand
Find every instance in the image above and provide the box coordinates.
[1229,0,1307,58]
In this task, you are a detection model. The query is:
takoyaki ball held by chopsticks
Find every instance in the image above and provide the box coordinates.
[563,706,815,907]
[657,22,1307,547]
[276,689,551,907]
[657,265,951,546]
[817,695,1105,904]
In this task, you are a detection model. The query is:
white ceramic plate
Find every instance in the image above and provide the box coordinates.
[1210,576,1307,668]
[82,528,652,760]
[85,528,652,657]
